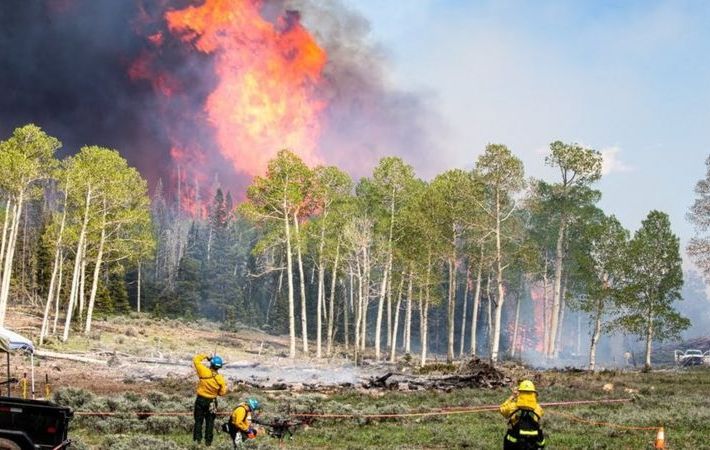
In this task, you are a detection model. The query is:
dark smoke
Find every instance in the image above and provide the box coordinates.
[0,0,440,199]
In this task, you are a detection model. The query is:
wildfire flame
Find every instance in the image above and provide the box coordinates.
[164,0,327,176]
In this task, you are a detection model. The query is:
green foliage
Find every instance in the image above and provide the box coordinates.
[614,211,690,367]
[0,124,61,196]
[687,155,710,280]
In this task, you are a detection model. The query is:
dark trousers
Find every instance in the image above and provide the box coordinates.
[193,395,216,445]
[503,429,545,450]
[226,423,249,449]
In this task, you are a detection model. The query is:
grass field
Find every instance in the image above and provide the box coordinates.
[62,367,709,449]
[6,312,706,449]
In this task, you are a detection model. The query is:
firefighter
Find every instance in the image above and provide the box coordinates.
[192,353,228,446]
[499,379,546,449]
[227,398,261,448]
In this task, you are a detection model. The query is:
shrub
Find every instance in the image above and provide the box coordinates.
[94,417,145,434]
[145,416,181,434]
[53,387,94,409]
[100,435,181,450]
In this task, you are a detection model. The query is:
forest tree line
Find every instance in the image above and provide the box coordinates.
[0,124,698,369]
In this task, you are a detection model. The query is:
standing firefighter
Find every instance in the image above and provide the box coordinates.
[193,353,228,446]
[499,380,546,450]
[225,398,261,448]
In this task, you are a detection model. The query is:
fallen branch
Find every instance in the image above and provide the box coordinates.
[35,350,108,365]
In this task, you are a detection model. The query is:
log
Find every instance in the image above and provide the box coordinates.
[136,358,187,366]
[35,350,108,365]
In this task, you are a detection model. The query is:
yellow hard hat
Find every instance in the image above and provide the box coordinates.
[518,380,536,392]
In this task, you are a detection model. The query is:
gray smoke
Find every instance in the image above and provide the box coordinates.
[294,0,443,178]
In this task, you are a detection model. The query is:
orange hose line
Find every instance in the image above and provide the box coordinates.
[547,410,660,431]
[292,398,633,419]
[73,398,634,419]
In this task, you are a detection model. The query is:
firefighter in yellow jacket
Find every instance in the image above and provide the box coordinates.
[193,353,228,446]
[227,398,260,448]
[499,380,546,449]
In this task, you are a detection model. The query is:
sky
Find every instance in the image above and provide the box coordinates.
[341,0,710,266]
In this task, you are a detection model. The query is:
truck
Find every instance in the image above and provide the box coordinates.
[674,349,710,366]
[0,327,72,449]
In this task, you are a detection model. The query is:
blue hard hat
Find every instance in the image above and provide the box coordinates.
[211,355,224,369]
[247,398,260,410]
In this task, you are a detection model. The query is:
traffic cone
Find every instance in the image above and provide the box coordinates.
[654,427,665,449]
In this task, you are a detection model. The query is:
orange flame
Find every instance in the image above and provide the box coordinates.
[165,0,327,176]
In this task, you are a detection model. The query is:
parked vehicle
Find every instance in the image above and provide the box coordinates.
[674,349,710,366]
[0,327,72,449]
[0,396,72,450]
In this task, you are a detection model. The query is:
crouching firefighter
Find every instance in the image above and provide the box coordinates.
[499,380,546,450]
[193,353,228,446]
[223,398,261,448]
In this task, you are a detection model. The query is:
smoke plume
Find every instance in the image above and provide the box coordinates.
[0,0,439,207]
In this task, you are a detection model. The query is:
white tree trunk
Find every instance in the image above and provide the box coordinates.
[420,288,430,368]
[470,251,483,355]
[345,267,353,351]
[404,269,413,354]
[63,187,92,342]
[386,271,393,350]
[52,250,64,335]
[491,191,505,363]
[420,252,432,367]
[78,249,87,321]
[447,250,457,362]
[511,285,522,358]
[316,221,327,358]
[284,203,296,358]
[137,261,141,313]
[486,276,493,356]
[553,275,568,359]
[0,194,23,325]
[459,266,470,357]
[0,198,11,282]
[542,259,550,357]
[389,272,405,362]
[84,204,107,334]
[548,221,566,357]
[326,242,340,356]
[360,248,370,351]
[510,295,522,358]
[41,187,69,344]
[644,308,654,370]
[293,213,308,355]
[589,304,602,370]
[374,264,389,360]
[354,260,362,359]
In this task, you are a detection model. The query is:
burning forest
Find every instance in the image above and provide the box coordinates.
[1,1,710,449]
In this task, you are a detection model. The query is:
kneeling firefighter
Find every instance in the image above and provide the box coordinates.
[499,380,546,450]
[224,398,261,448]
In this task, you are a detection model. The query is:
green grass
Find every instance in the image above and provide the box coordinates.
[62,367,710,449]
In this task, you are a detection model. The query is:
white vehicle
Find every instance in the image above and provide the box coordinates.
[674,349,710,366]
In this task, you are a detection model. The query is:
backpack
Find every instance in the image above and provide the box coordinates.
[506,408,544,450]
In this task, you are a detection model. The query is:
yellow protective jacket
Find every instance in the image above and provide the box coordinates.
[499,392,544,424]
[193,354,228,399]
[230,403,252,432]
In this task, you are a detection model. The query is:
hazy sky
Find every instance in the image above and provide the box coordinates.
[342,0,710,263]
